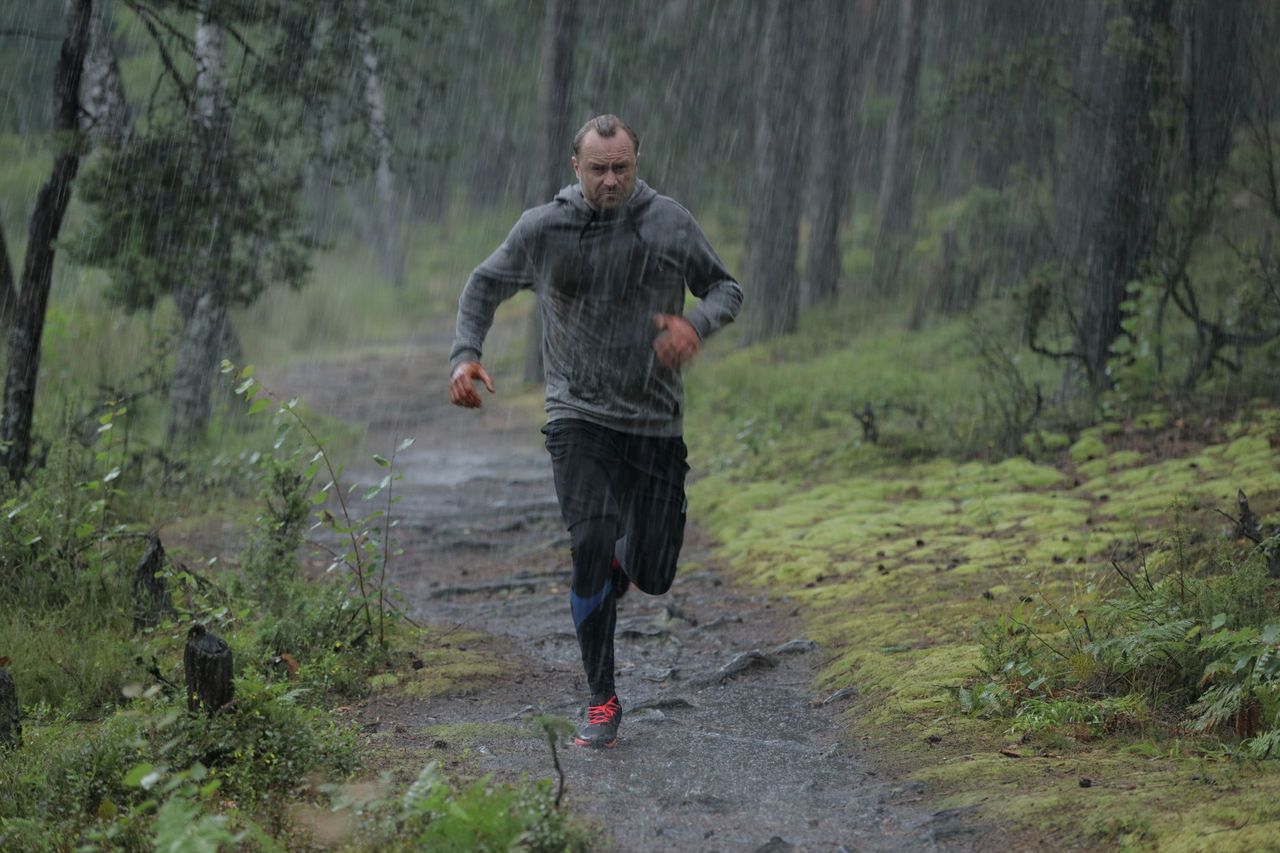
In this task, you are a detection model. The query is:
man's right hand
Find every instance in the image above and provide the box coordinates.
[450,361,495,408]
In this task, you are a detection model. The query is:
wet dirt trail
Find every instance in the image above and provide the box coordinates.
[276,327,988,852]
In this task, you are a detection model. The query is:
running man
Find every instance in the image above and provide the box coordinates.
[449,114,743,747]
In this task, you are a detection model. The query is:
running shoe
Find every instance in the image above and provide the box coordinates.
[574,694,621,748]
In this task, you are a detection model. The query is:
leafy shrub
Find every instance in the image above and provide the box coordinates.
[356,761,590,853]
[166,674,359,806]
[0,712,151,850]
[967,513,1280,752]
[241,456,312,601]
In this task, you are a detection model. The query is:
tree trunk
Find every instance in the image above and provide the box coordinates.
[743,0,807,344]
[0,666,19,750]
[1071,0,1173,392]
[803,0,854,307]
[80,3,130,143]
[523,0,577,384]
[872,0,927,295]
[167,2,234,444]
[357,14,405,287]
[0,221,15,329]
[184,624,234,714]
[1,0,92,483]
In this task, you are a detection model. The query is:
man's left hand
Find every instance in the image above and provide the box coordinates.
[652,314,700,370]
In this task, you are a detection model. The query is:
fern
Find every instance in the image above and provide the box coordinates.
[1087,618,1196,671]
[1189,683,1245,732]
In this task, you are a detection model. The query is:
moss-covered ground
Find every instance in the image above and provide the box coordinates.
[684,313,1280,851]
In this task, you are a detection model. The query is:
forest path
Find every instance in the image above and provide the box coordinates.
[271,327,988,852]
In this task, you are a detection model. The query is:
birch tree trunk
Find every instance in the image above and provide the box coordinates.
[358,16,405,287]
[80,3,130,143]
[872,0,927,294]
[743,0,807,343]
[803,0,854,307]
[523,0,577,384]
[1,0,92,482]
[167,1,235,444]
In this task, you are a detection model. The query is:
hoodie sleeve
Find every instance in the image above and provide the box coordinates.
[672,206,744,341]
[449,213,538,370]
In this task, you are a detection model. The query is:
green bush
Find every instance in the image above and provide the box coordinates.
[354,761,590,853]
[967,512,1280,751]
[0,712,151,850]
[166,674,359,806]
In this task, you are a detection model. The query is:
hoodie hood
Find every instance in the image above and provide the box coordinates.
[553,178,658,220]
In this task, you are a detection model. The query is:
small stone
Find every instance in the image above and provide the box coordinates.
[630,708,667,724]
[772,638,818,655]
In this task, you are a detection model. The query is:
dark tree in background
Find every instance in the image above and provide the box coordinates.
[873,0,927,295]
[0,0,91,482]
[743,0,808,344]
[803,0,855,307]
[524,0,577,385]
[0,222,15,329]
[1070,0,1174,392]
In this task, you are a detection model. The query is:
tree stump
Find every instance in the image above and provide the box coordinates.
[184,624,233,715]
[0,665,21,749]
[1236,489,1262,543]
[134,532,173,630]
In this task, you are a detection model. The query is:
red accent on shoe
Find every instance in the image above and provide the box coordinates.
[574,694,621,748]
[585,695,620,725]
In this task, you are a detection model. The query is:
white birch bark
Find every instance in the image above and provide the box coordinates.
[168,1,235,443]
[357,17,405,286]
[80,4,130,142]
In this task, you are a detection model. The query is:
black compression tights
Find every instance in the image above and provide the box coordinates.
[544,419,688,701]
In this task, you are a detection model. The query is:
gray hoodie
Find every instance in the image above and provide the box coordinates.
[450,180,743,436]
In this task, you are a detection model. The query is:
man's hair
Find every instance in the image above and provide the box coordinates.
[572,114,640,156]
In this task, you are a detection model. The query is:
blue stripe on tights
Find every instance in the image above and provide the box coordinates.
[570,579,613,629]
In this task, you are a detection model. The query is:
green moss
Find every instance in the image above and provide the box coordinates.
[690,395,1280,851]
[401,634,513,698]
[1069,431,1109,464]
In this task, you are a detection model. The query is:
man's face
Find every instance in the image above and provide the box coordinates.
[572,130,637,212]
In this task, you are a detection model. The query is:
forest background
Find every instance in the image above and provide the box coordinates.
[2,0,1280,849]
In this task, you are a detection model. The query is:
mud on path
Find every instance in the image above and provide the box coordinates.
[272,329,988,852]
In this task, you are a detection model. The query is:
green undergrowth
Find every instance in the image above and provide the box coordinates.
[0,382,581,849]
[685,316,1280,849]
